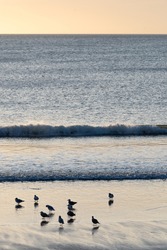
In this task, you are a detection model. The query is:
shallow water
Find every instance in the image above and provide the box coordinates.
[0,136,166,181]
[0,181,167,250]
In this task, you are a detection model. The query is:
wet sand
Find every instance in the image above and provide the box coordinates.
[0,180,167,249]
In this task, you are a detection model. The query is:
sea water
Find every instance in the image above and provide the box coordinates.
[0,35,167,182]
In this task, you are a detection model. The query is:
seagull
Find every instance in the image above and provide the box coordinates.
[92,216,100,225]
[67,203,75,210]
[68,199,77,206]
[46,205,55,213]
[67,210,76,217]
[40,211,49,219]
[34,195,39,202]
[108,193,114,199]
[58,215,64,225]
[15,198,24,205]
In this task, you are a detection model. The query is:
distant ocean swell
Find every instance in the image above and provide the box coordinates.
[0,124,167,138]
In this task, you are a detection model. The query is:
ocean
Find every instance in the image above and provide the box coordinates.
[0,34,167,182]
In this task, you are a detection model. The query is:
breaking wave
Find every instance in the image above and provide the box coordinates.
[0,167,167,182]
[0,124,166,138]
[0,173,167,182]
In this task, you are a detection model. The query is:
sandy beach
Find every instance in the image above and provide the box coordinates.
[0,180,167,249]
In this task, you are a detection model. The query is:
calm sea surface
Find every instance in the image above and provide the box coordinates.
[0,35,166,181]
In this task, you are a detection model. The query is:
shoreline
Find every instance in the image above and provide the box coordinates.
[1,180,167,249]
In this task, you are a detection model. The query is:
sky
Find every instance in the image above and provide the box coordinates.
[0,0,167,34]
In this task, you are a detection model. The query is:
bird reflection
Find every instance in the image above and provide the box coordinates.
[40,220,49,227]
[58,227,64,234]
[67,218,75,224]
[15,204,24,210]
[92,226,99,235]
[34,202,39,208]
[108,200,114,206]
[48,213,55,218]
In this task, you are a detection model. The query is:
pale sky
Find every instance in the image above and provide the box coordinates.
[0,0,167,34]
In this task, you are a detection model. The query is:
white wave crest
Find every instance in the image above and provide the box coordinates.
[0,124,166,138]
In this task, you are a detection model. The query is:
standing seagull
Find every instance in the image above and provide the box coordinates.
[67,203,75,211]
[15,198,24,205]
[34,195,39,202]
[40,211,49,219]
[108,193,114,199]
[46,205,55,213]
[67,210,76,217]
[58,215,64,226]
[68,199,77,206]
[92,216,100,225]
